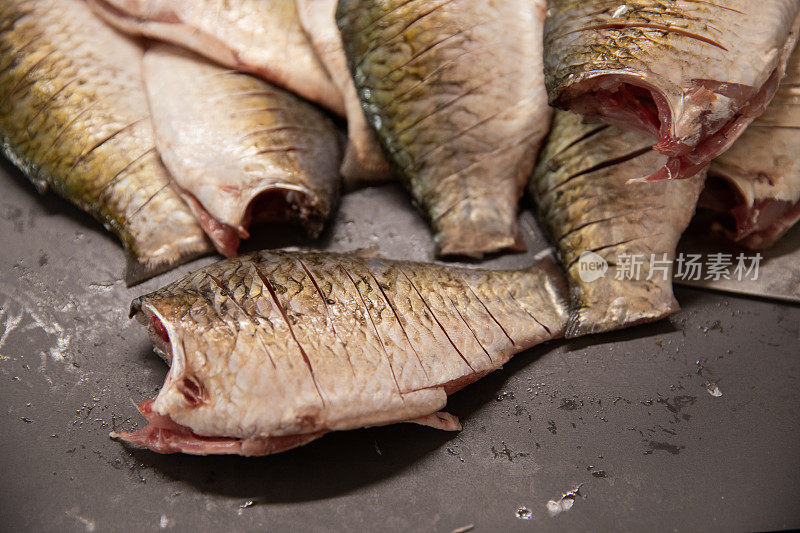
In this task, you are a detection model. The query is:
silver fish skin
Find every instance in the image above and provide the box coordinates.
[544,0,800,182]
[296,0,394,186]
[530,111,705,337]
[143,44,342,258]
[88,0,345,115]
[114,250,568,456]
[0,0,212,285]
[337,0,552,258]
[705,44,800,249]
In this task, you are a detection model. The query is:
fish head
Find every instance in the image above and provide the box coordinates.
[128,258,318,441]
[129,279,237,432]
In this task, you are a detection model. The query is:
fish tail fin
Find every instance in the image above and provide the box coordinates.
[528,248,569,299]
[565,296,681,339]
[125,237,212,287]
[519,248,570,337]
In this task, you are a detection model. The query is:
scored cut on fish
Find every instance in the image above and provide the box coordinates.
[143,44,342,258]
[544,0,800,182]
[297,0,395,186]
[0,0,212,285]
[337,0,552,258]
[530,111,705,337]
[88,0,345,115]
[703,43,800,249]
[114,250,568,455]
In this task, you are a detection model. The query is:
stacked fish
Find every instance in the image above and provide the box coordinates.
[1,0,798,456]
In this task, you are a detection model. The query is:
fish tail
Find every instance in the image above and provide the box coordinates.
[527,248,570,317]
[528,248,567,284]
[565,296,681,339]
[125,238,211,287]
[564,308,587,339]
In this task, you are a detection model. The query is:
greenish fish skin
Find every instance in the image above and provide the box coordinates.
[544,0,800,182]
[0,0,212,285]
[116,250,568,456]
[706,45,800,249]
[337,0,552,258]
[143,44,342,258]
[530,111,705,338]
[297,0,395,186]
[88,0,345,116]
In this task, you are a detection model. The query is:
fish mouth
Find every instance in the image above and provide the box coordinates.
[554,69,779,182]
[131,302,176,365]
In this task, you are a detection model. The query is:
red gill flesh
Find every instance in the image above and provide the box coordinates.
[565,72,782,182]
[699,176,800,249]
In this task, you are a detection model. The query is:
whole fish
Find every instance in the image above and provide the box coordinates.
[113,250,568,455]
[88,0,345,115]
[297,0,394,185]
[0,0,212,284]
[530,111,705,337]
[544,1,800,182]
[337,0,552,257]
[704,45,800,249]
[143,44,342,258]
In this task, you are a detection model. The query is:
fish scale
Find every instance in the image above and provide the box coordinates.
[544,0,800,182]
[88,0,344,115]
[0,0,211,284]
[297,0,395,184]
[530,111,705,337]
[118,250,568,455]
[142,44,342,257]
[337,0,551,258]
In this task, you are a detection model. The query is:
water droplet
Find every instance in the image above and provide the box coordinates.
[705,381,722,397]
[515,506,532,520]
[496,391,515,402]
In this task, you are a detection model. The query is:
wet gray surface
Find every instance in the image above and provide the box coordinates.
[1,157,799,532]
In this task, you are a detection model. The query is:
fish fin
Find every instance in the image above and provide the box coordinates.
[125,238,213,287]
[339,142,396,191]
[529,248,569,289]
[525,248,570,331]
[1,135,49,192]
[565,297,681,339]
[350,244,381,258]
[436,231,525,259]
[405,411,462,431]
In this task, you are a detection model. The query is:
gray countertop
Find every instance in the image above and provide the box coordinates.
[1,158,798,532]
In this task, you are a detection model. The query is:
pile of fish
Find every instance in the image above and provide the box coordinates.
[1,0,799,456]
